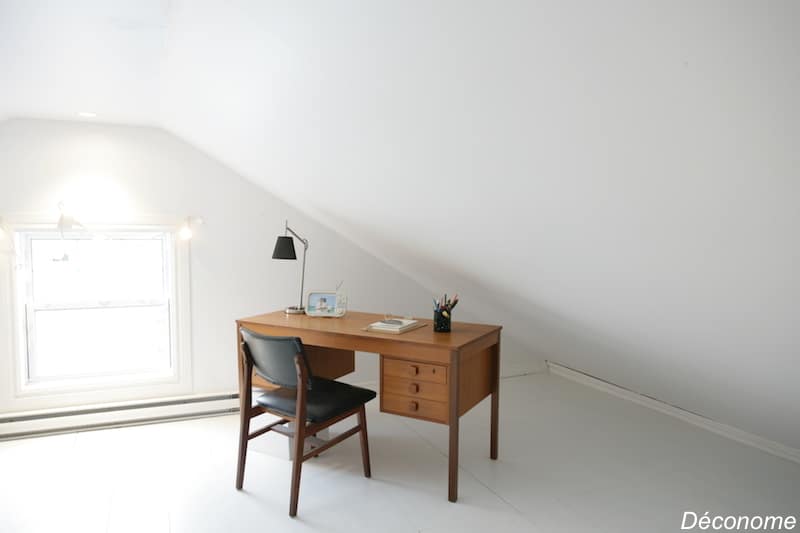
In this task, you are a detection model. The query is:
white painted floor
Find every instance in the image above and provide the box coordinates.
[1,373,798,533]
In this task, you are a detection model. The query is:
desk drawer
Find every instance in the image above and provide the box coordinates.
[381,394,448,424]
[383,358,447,384]
[383,376,448,402]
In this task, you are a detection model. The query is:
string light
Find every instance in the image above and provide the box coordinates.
[0,217,15,255]
[179,216,203,240]
[179,220,193,240]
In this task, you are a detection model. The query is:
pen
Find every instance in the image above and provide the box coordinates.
[433,292,459,313]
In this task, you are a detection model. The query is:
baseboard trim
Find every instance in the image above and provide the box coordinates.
[546,360,800,465]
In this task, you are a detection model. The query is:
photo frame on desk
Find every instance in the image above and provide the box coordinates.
[306,291,346,317]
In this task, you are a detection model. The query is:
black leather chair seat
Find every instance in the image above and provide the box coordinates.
[256,377,377,423]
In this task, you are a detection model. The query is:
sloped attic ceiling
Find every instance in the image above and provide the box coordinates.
[1,1,798,451]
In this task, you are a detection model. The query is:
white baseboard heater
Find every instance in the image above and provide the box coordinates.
[0,393,240,441]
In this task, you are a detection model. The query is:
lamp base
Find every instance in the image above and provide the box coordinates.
[285,306,305,315]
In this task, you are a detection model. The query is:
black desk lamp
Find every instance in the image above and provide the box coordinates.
[272,220,308,314]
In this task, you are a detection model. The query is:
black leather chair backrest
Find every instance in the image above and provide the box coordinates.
[240,328,312,389]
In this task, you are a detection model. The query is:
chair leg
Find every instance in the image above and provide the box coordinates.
[358,405,371,478]
[235,408,250,490]
[289,421,305,517]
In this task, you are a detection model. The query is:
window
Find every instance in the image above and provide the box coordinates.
[14,228,185,394]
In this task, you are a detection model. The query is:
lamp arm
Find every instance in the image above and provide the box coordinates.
[284,222,309,250]
[298,243,307,309]
[285,220,309,309]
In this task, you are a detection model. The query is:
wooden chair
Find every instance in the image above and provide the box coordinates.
[236,327,376,516]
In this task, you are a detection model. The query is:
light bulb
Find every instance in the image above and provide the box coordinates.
[179,216,202,240]
[179,224,193,240]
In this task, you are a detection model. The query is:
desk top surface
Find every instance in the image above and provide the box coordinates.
[238,310,501,351]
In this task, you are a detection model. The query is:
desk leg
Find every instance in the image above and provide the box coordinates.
[235,323,244,395]
[448,350,460,502]
[490,336,500,460]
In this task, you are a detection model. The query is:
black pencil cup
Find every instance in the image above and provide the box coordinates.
[433,310,451,332]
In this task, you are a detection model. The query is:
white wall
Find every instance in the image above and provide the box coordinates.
[0,118,432,413]
[154,1,800,449]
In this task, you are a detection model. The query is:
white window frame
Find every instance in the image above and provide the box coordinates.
[2,220,193,410]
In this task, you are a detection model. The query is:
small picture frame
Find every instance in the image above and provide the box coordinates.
[306,291,345,317]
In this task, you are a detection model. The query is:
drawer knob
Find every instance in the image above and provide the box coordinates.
[408,383,420,394]
[408,365,419,376]
[408,401,419,412]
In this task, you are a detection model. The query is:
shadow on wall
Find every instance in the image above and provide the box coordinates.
[428,261,660,382]
[313,209,664,382]
[291,206,800,451]
[371,235,799,449]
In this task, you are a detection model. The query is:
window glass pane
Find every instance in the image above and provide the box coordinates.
[31,236,167,305]
[30,306,172,380]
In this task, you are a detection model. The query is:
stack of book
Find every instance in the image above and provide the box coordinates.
[366,318,421,334]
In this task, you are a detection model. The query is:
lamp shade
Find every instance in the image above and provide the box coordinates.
[272,235,297,260]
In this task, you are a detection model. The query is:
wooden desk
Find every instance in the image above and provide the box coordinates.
[236,310,502,502]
